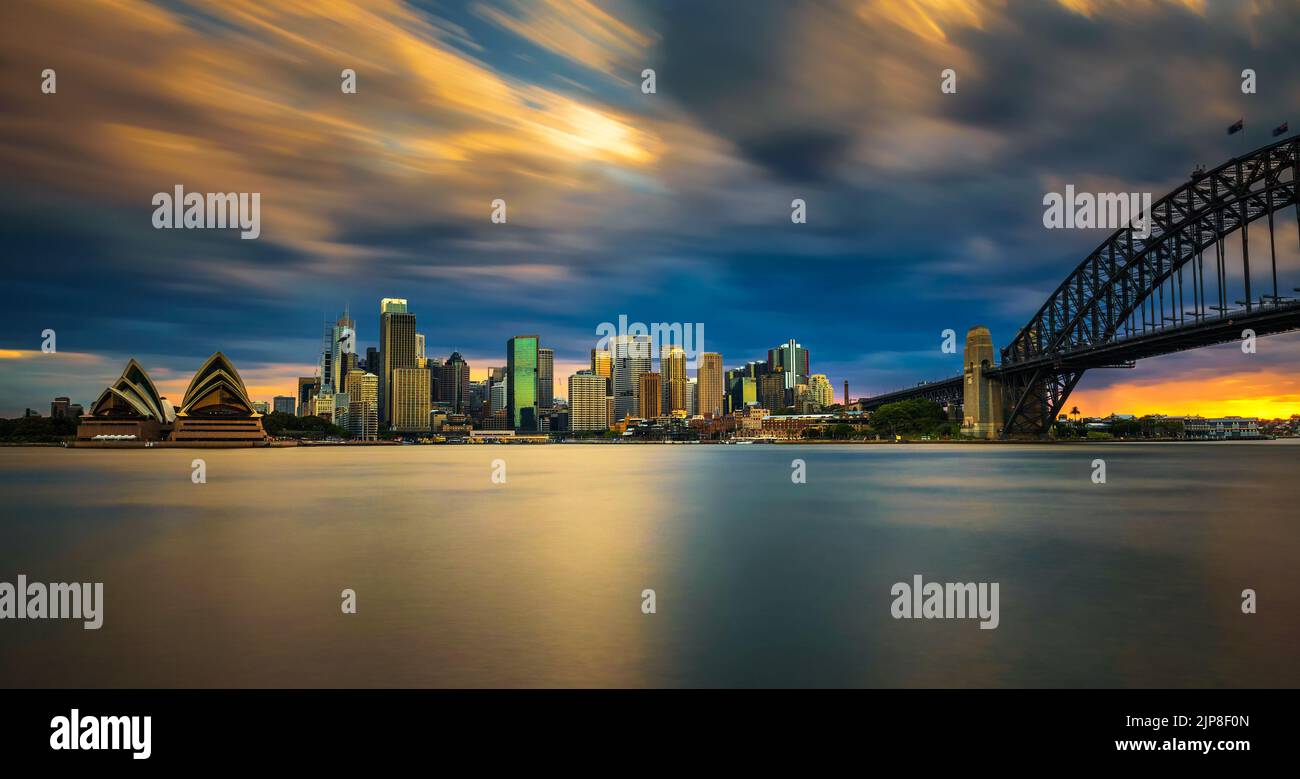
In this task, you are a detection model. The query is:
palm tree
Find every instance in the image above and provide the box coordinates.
[1069,405,1081,422]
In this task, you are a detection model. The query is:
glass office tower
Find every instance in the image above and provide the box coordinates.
[506,335,539,431]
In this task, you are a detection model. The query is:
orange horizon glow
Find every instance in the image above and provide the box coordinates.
[226,365,1300,420]
[1069,370,1300,420]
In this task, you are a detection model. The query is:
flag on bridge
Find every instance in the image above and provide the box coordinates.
[1227,118,1244,135]
[1274,121,1289,137]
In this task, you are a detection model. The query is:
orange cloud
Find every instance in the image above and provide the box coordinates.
[473,0,655,77]
[1,0,661,273]
[0,350,107,364]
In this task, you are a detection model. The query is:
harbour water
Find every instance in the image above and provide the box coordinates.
[1,442,1297,687]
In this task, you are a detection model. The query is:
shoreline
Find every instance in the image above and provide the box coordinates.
[2,437,1293,449]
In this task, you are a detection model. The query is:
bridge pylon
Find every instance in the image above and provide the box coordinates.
[961,326,1004,439]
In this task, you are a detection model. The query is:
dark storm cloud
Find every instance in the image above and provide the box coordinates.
[1,0,1298,414]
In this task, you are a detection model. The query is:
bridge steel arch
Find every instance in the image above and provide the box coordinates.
[999,136,1300,436]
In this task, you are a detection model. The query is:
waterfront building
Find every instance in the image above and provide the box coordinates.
[538,347,554,412]
[378,298,417,425]
[331,393,350,430]
[77,358,173,442]
[1183,416,1262,440]
[467,380,488,413]
[639,371,662,419]
[170,353,268,445]
[590,348,612,386]
[390,367,430,432]
[345,370,379,440]
[479,410,510,430]
[252,400,271,415]
[735,406,768,437]
[426,357,443,405]
[759,370,786,412]
[296,376,319,416]
[490,380,506,414]
[440,352,471,413]
[727,373,758,413]
[808,374,834,408]
[50,397,85,419]
[506,335,540,431]
[662,345,688,413]
[273,395,296,415]
[327,306,356,393]
[611,334,651,421]
[760,413,831,440]
[697,352,724,418]
[51,396,70,418]
[768,339,810,400]
[313,391,334,422]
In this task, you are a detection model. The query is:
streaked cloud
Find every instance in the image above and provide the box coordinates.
[1,0,1297,416]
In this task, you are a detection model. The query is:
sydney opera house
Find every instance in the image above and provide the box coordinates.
[77,352,268,446]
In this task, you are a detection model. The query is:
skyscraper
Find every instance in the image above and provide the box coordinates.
[611,334,651,421]
[317,318,333,396]
[490,380,506,414]
[328,306,356,393]
[390,367,430,432]
[331,393,350,430]
[727,373,757,413]
[590,348,612,385]
[426,357,442,405]
[296,376,319,416]
[273,396,296,415]
[639,371,662,419]
[760,370,786,412]
[440,352,471,413]
[697,352,724,418]
[336,350,358,389]
[768,339,810,401]
[568,370,608,432]
[345,371,379,441]
[415,333,426,366]
[662,344,688,413]
[378,298,416,425]
[808,374,834,407]
[537,347,554,412]
[506,335,539,431]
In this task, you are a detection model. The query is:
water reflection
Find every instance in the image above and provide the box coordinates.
[1,443,1296,687]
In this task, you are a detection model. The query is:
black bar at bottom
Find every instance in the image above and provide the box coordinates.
[0,689,1285,766]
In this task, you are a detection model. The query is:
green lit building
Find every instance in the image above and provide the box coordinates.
[506,335,539,431]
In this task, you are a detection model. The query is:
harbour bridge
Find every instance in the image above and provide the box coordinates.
[862,135,1300,438]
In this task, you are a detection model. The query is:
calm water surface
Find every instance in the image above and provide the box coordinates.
[1,442,1297,687]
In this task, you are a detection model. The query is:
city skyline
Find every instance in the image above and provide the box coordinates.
[18,295,1300,422]
[3,1,1300,419]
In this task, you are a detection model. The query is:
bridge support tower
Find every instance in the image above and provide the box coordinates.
[962,326,1004,439]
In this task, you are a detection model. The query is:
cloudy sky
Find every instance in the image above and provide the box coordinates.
[2,0,1298,417]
